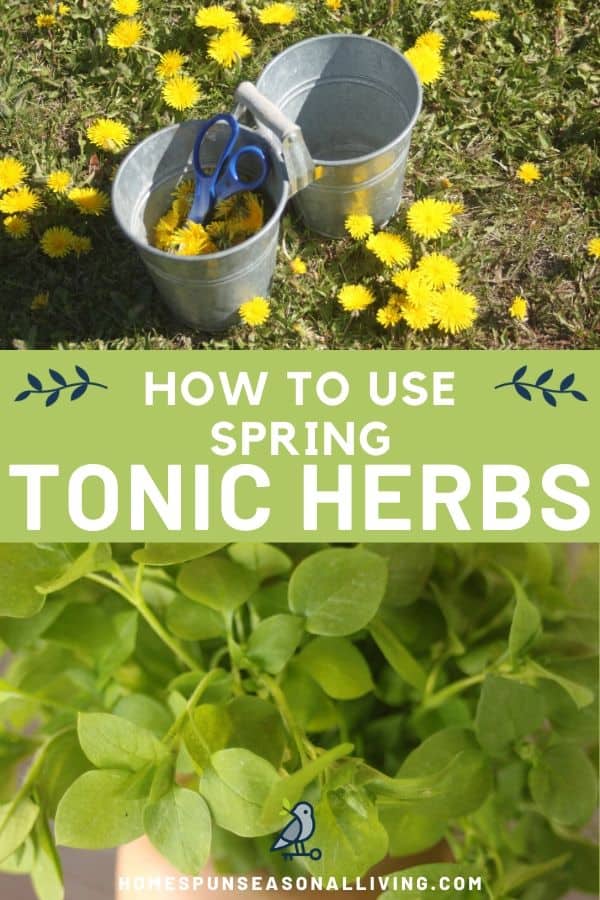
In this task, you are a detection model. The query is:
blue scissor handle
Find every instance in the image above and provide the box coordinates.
[214,145,268,204]
[188,113,268,224]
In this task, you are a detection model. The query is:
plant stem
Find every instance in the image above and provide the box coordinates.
[258,672,309,764]
[163,668,222,747]
[421,672,486,711]
[86,571,200,672]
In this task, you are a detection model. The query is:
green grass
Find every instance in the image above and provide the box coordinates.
[1,0,599,349]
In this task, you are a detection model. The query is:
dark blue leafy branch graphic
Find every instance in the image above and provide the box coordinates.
[14,366,108,407]
[495,366,588,407]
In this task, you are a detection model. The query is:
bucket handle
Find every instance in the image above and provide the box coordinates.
[234,81,315,196]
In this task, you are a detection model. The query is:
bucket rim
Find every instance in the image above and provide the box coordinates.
[111,120,289,262]
[256,32,423,169]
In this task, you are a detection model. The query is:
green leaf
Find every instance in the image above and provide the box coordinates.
[0,796,39,863]
[307,786,388,881]
[0,596,68,652]
[246,614,304,674]
[380,863,486,899]
[0,545,68,618]
[369,544,435,608]
[0,837,35,873]
[44,604,137,677]
[280,665,338,733]
[296,636,373,699]
[177,557,259,613]
[227,696,287,768]
[570,840,600,894]
[36,731,90,818]
[495,854,571,895]
[380,808,446,857]
[166,595,225,641]
[199,748,281,837]
[55,768,152,849]
[475,676,546,755]
[262,742,353,824]
[369,615,427,692]
[396,728,493,818]
[250,581,290,618]
[31,814,64,900]
[77,713,168,771]
[525,659,594,709]
[504,569,542,661]
[228,543,292,581]
[132,543,226,565]
[113,694,174,737]
[36,543,112,593]
[183,704,232,773]
[289,547,387,635]
[528,743,597,827]
[143,786,211,875]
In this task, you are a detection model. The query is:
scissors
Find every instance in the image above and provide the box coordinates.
[188,113,269,224]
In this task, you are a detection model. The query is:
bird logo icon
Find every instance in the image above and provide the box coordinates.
[270,801,322,861]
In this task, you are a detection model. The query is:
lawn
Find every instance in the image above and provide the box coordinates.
[1,0,599,349]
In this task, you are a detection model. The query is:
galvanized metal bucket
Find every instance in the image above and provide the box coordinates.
[112,120,289,332]
[242,34,423,238]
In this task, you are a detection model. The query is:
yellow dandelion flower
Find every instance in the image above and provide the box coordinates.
[290,256,307,274]
[366,232,411,267]
[36,13,56,27]
[405,275,438,308]
[447,200,464,214]
[107,18,144,49]
[31,292,50,310]
[172,196,191,222]
[432,287,478,334]
[404,45,444,86]
[171,221,216,256]
[337,284,375,312]
[3,215,31,239]
[174,179,195,203]
[70,235,92,255]
[257,3,297,26]
[40,226,76,259]
[46,170,72,194]
[377,303,403,328]
[111,0,140,14]
[58,3,70,14]
[509,295,528,321]
[407,197,454,239]
[0,186,41,215]
[153,208,180,250]
[162,74,202,110]
[325,0,341,9]
[195,6,240,30]
[225,192,264,240]
[208,29,252,68]
[516,162,541,184]
[416,253,461,289]
[387,292,404,309]
[0,157,26,192]
[391,269,414,291]
[587,237,600,259]
[345,213,374,240]
[470,9,500,21]
[239,296,270,326]
[68,186,109,216]
[87,118,131,152]
[155,50,188,79]
[402,300,436,331]
[415,31,445,53]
